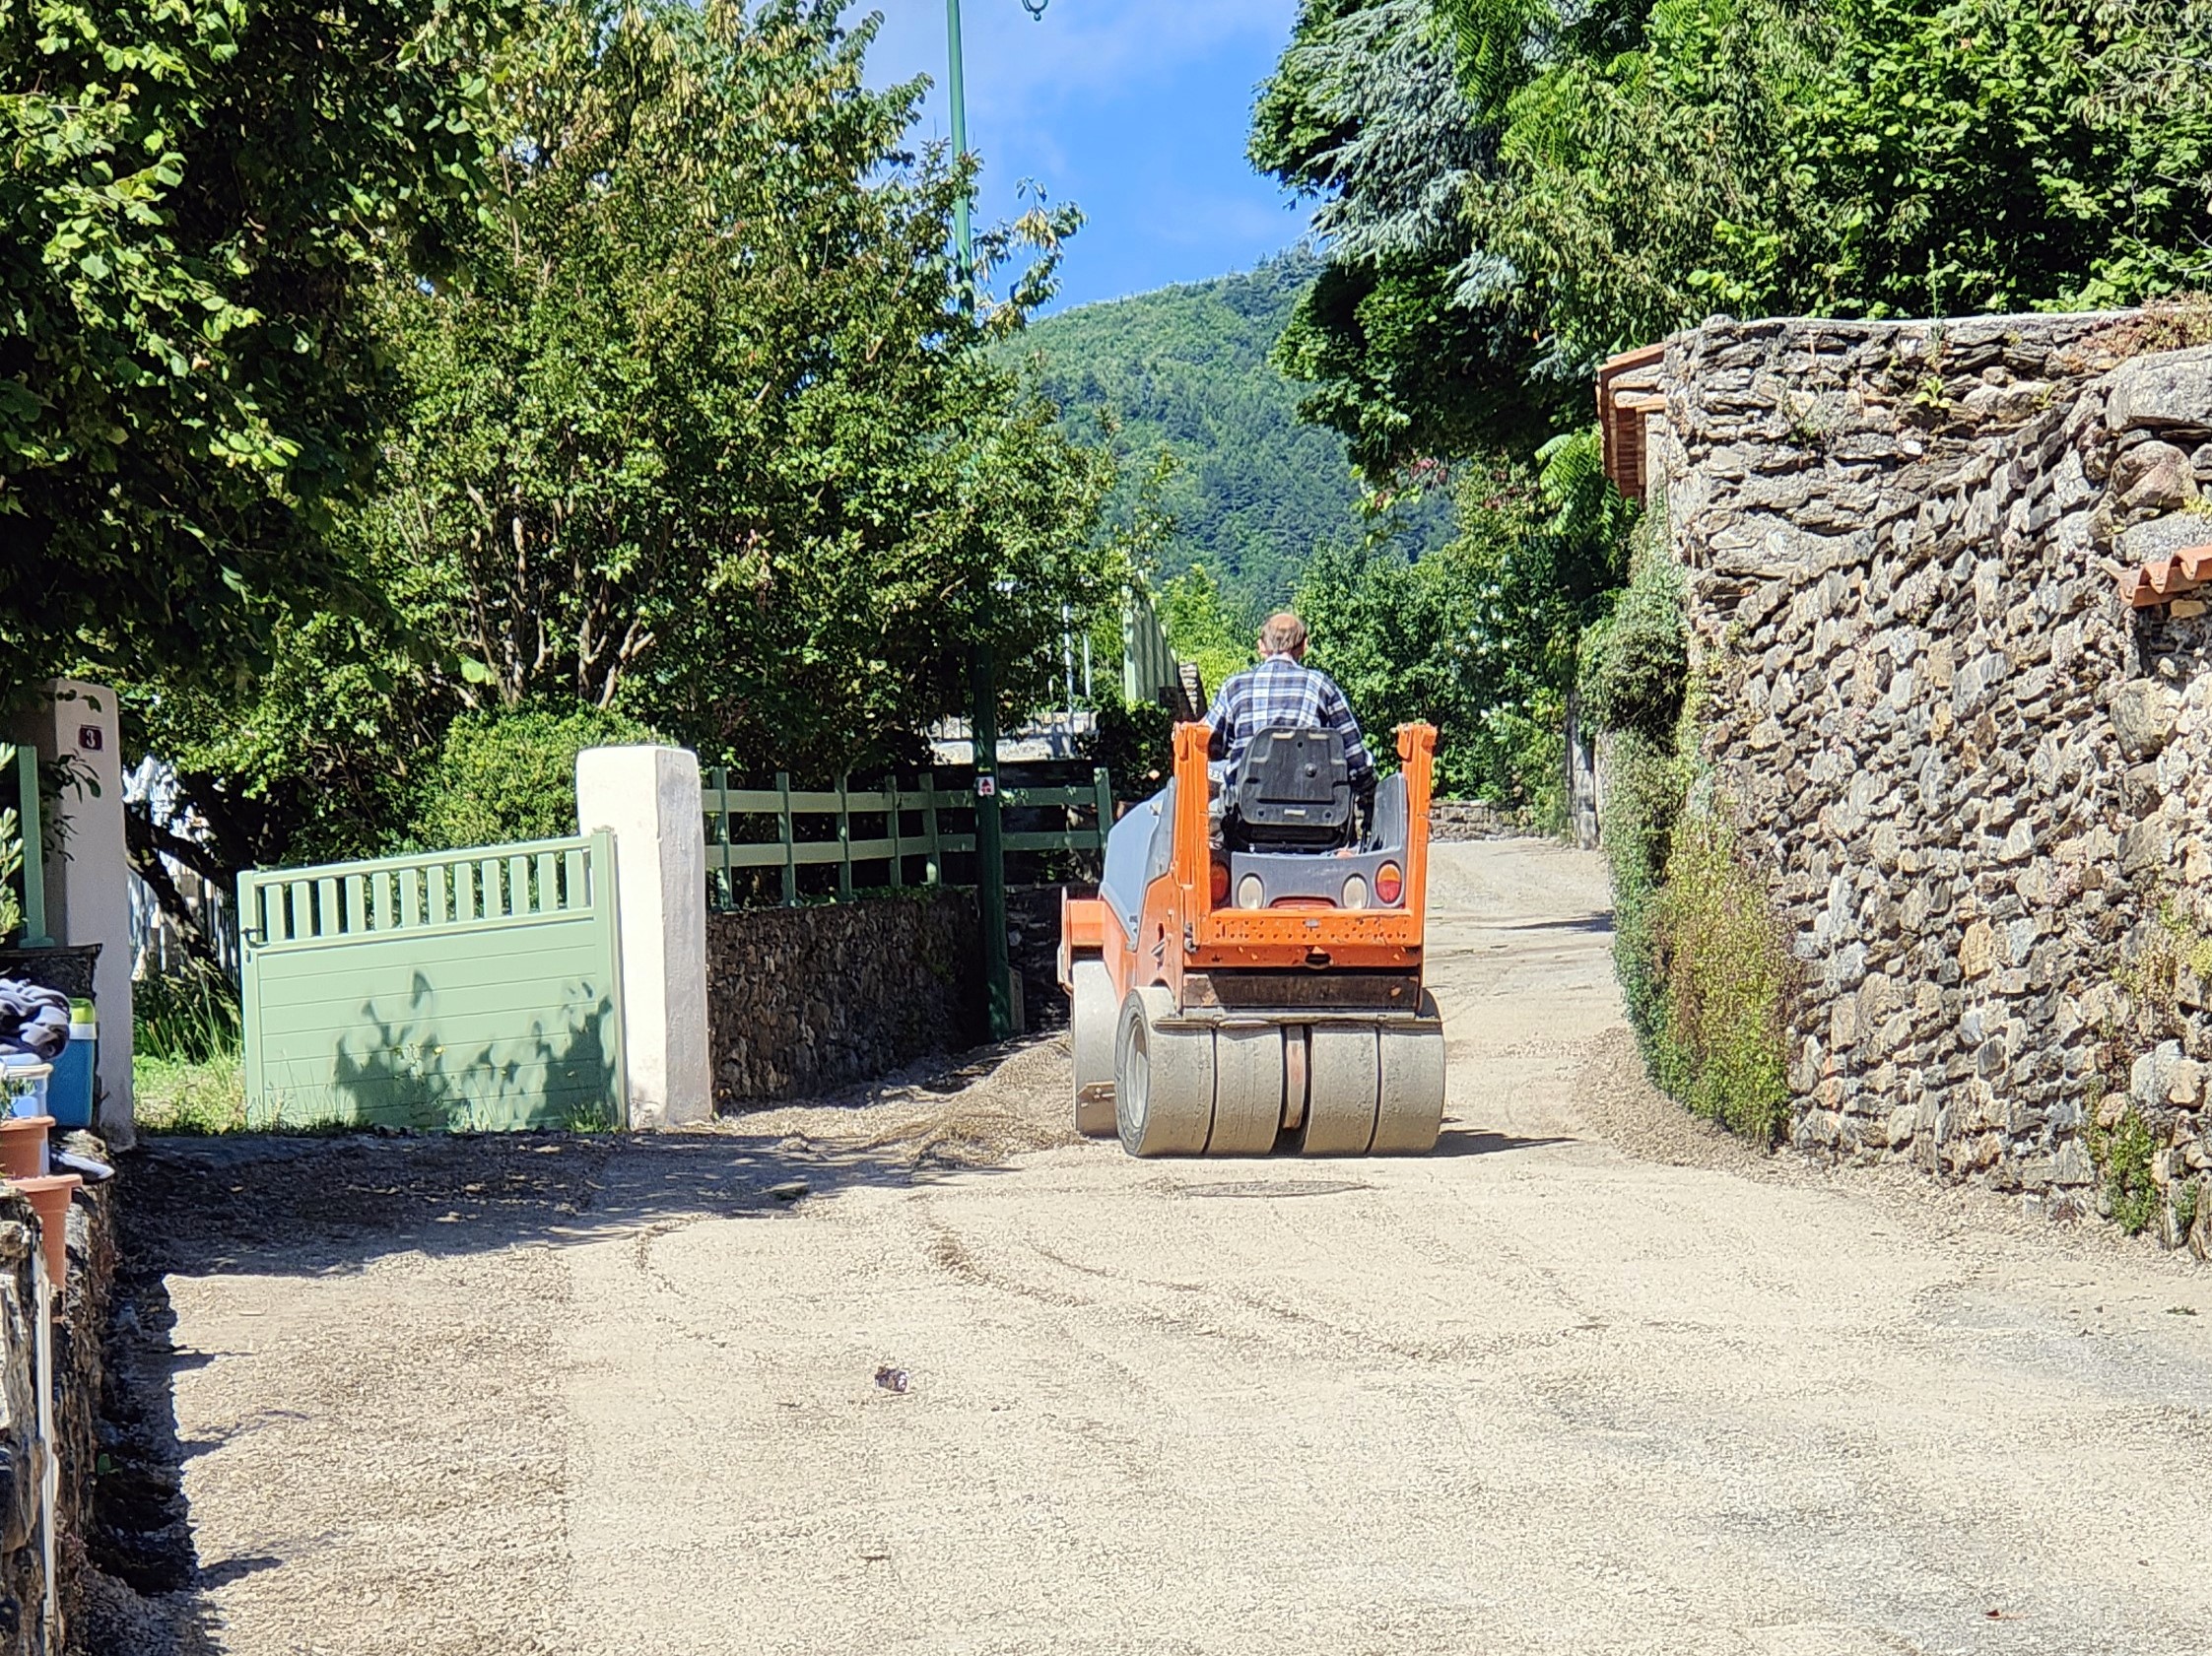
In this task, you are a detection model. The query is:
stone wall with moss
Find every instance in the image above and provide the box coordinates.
[1644,310,2212,1250]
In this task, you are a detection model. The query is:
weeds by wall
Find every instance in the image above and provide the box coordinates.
[1589,490,1793,1139]
[1653,811,1794,1141]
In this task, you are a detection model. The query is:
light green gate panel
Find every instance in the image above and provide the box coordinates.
[238,834,626,1132]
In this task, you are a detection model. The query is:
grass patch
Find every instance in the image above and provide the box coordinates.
[134,1053,247,1135]
[134,961,243,1063]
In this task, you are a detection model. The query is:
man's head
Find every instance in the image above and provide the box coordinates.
[1258,612,1309,661]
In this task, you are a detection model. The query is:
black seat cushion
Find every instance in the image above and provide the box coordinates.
[1231,729,1352,849]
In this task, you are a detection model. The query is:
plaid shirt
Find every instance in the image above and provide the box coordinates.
[1205,653,1374,784]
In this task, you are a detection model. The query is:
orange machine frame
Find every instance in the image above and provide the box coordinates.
[1066,722,1437,1008]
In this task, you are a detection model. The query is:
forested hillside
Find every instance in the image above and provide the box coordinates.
[1007,252,1448,610]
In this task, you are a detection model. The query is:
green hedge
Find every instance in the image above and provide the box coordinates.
[1589,490,1792,1142]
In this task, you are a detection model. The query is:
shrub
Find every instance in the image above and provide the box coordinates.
[1581,545,1687,742]
[1080,696,1175,799]
[2086,1102,2161,1235]
[1651,810,1794,1142]
[1602,728,1689,1058]
[397,705,656,853]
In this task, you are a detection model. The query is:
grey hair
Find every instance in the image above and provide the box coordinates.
[1259,612,1308,655]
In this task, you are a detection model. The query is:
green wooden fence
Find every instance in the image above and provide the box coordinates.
[0,744,51,947]
[237,833,625,1131]
[702,768,1113,909]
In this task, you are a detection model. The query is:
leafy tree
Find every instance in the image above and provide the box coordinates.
[358,0,1111,779]
[0,0,511,699]
[399,705,656,851]
[1159,563,1254,702]
[1250,0,1567,484]
[123,0,1119,917]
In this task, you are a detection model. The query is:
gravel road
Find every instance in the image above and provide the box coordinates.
[101,839,2212,1655]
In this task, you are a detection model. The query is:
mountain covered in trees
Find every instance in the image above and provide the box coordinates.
[1005,251,1450,611]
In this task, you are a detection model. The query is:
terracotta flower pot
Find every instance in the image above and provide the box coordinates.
[0,1117,52,1180]
[13,1174,81,1293]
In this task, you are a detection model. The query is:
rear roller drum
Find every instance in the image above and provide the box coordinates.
[1300,1024,1380,1157]
[1208,1024,1285,1156]
[1116,986,1216,1158]
[1068,957,1117,1138]
[1373,993,1446,1155]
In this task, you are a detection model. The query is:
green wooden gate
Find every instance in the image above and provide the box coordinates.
[237,834,625,1132]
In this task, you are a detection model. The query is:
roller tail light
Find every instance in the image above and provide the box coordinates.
[1210,858,1231,906]
[1375,862,1404,906]
[1341,874,1369,909]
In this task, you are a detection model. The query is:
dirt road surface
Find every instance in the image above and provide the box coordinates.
[106,840,2212,1655]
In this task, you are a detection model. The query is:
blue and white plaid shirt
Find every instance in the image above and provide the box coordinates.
[1205,653,1374,785]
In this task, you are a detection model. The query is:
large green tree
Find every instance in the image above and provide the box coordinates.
[0,0,509,698]
[1258,0,2212,477]
[128,0,1116,910]
[356,0,1109,777]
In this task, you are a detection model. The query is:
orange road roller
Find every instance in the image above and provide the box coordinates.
[1058,721,1444,1158]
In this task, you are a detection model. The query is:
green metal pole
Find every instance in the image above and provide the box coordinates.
[946,0,972,293]
[947,0,1013,1039]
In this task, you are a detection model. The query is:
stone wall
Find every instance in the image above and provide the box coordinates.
[706,892,984,1104]
[1430,800,1533,840]
[0,1143,117,1650]
[1649,310,2212,1246]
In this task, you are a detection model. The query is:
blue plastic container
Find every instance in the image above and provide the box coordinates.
[1,1061,49,1119]
[48,1027,95,1129]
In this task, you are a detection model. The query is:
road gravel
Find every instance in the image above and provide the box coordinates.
[103,839,2212,1655]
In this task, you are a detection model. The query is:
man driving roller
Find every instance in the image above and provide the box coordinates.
[1204,611,1375,808]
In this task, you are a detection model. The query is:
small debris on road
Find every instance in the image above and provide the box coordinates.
[874,1365,909,1394]
[770,1180,809,1203]
[2167,1305,2197,1316]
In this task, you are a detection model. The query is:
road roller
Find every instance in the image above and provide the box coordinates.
[1058,720,1445,1158]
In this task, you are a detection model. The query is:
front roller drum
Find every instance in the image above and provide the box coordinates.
[1372,993,1446,1155]
[1068,957,1118,1138]
[1301,1025,1380,1157]
[1116,986,1216,1158]
[1208,1024,1285,1157]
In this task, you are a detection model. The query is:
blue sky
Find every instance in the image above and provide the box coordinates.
[860,0,1307,313]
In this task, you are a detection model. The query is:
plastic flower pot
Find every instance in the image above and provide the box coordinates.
[13,1175,81,1295]
[0,1116,51,1180]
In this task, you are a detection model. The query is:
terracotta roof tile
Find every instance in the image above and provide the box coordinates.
[2117,543,2212,608]
[1597,345,1666,499]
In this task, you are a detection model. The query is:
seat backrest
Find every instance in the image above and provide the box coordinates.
[1233,728,1351,848]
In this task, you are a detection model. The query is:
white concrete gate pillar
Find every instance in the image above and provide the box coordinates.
[575,746,711,1127]
[6,681,134,1148]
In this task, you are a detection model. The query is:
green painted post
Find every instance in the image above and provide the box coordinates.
[837,772,853,901]
[922,769,942,886]
[12,745,50,948]
[972,649,1013,1038]
[945,0,1012,1036]
[887,776,904,890]
[1092,766,1113,853]
[710,765,733,912]
[776,771,798,906]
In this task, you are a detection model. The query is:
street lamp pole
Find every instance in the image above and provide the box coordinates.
[946,0,1014,1041]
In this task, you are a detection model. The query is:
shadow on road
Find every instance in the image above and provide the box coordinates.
[1429,1128,1575,1158]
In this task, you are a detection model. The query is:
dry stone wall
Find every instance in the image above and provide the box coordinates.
[706,893,983,1104]
[0,1150,117,1651]
[1651,311,2212,1246]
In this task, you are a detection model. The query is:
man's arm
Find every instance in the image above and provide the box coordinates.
[1203,676,1239,760]
[1316,675,1374,785]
